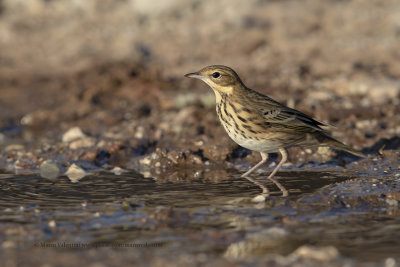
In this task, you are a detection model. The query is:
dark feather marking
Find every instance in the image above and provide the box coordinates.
[255,122,271,128]
[217,103,221,116]
[229,102,239,113]
[242,124,257,134]
[247,116,259,122]
[240,107,251,113]
[237,115,247,123]
[220,115,231,126]
[233,120,240,131]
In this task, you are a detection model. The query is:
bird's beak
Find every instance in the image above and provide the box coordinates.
[184,72,203,79]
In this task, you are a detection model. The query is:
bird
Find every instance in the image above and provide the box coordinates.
[184,65,365,197]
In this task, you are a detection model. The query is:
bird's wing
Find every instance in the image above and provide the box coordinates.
[246,89,327,132]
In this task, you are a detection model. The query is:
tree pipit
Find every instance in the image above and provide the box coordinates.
[185,65,364,199]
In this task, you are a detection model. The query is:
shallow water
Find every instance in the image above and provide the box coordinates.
[0,169,399,265]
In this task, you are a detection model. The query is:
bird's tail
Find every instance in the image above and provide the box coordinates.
[321,136,365,158]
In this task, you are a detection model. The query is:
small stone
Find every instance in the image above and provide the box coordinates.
[48,220,56,228]
[385,198,398,207]
[305,148,312,154]
[97,140,106,148]
[142,171,151,178]
[0,133,5,144]
[69,137,96,150]
[39,160,60,180]
[167,150,181,164]
[65,164,87,183]
[111,167,126,175]
[5,144,25,152]
[317,146,330,155]
[385,258,396,267]
[20,113,34,125]
[139,157,151,166]
[62,127,86,143]
[2,240,16,249]
[187,154,203,165]
[134,126,145,139]
[203,144,230,162]
[294,245,339,261]
[252,194,266,203]
[195,140,204,146]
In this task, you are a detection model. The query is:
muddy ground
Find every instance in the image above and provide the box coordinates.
[0,0,399,266]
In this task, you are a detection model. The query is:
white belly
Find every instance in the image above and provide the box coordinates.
[222,123,281,153]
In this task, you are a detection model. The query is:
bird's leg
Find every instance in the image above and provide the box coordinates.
[241,152,269,177]
[266,148,288,196]
[241,150,289,197]
[241,152,270,195]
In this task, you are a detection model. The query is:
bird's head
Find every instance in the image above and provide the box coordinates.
[184,65,244,95]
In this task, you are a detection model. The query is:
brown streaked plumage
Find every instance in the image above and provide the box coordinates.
[184,65,365,197]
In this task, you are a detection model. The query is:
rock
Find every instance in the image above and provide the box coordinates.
[134,126,145,139]
[203,144,231,162]
[111,167,126,175]
[39,160,60,181]
[252,194,266,203]
[62,127,86,143]
[139,157,151,166]
[65,164,87,183]
[20,113,34,125]
[5,144,25,152]
[69,137,96,150]
[293,245,340,261]
[2,240,16,249]
[317,146,330,155]
[48,220,56,228]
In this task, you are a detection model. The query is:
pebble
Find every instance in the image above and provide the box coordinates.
[317,146,330,155]
[385,198,398,207]
[0,133,5,144]
[139,157,151,166]
[111,166,126,175]
[39,160,60,180]
[134,126,145,139]
[48,220,56,228]
[252,194,266,203]
[5,144,25,152]
[2,240,16,249]
[385,258,396,267]
[62,127,86,143]
[69,137,96,150]
[294,245,339,261]
[65,164,87,183]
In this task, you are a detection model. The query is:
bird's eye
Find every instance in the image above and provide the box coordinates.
[212,72,221,78]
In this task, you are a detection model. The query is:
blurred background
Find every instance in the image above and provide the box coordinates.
[0,0,399,163]
[2,0,400,77]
